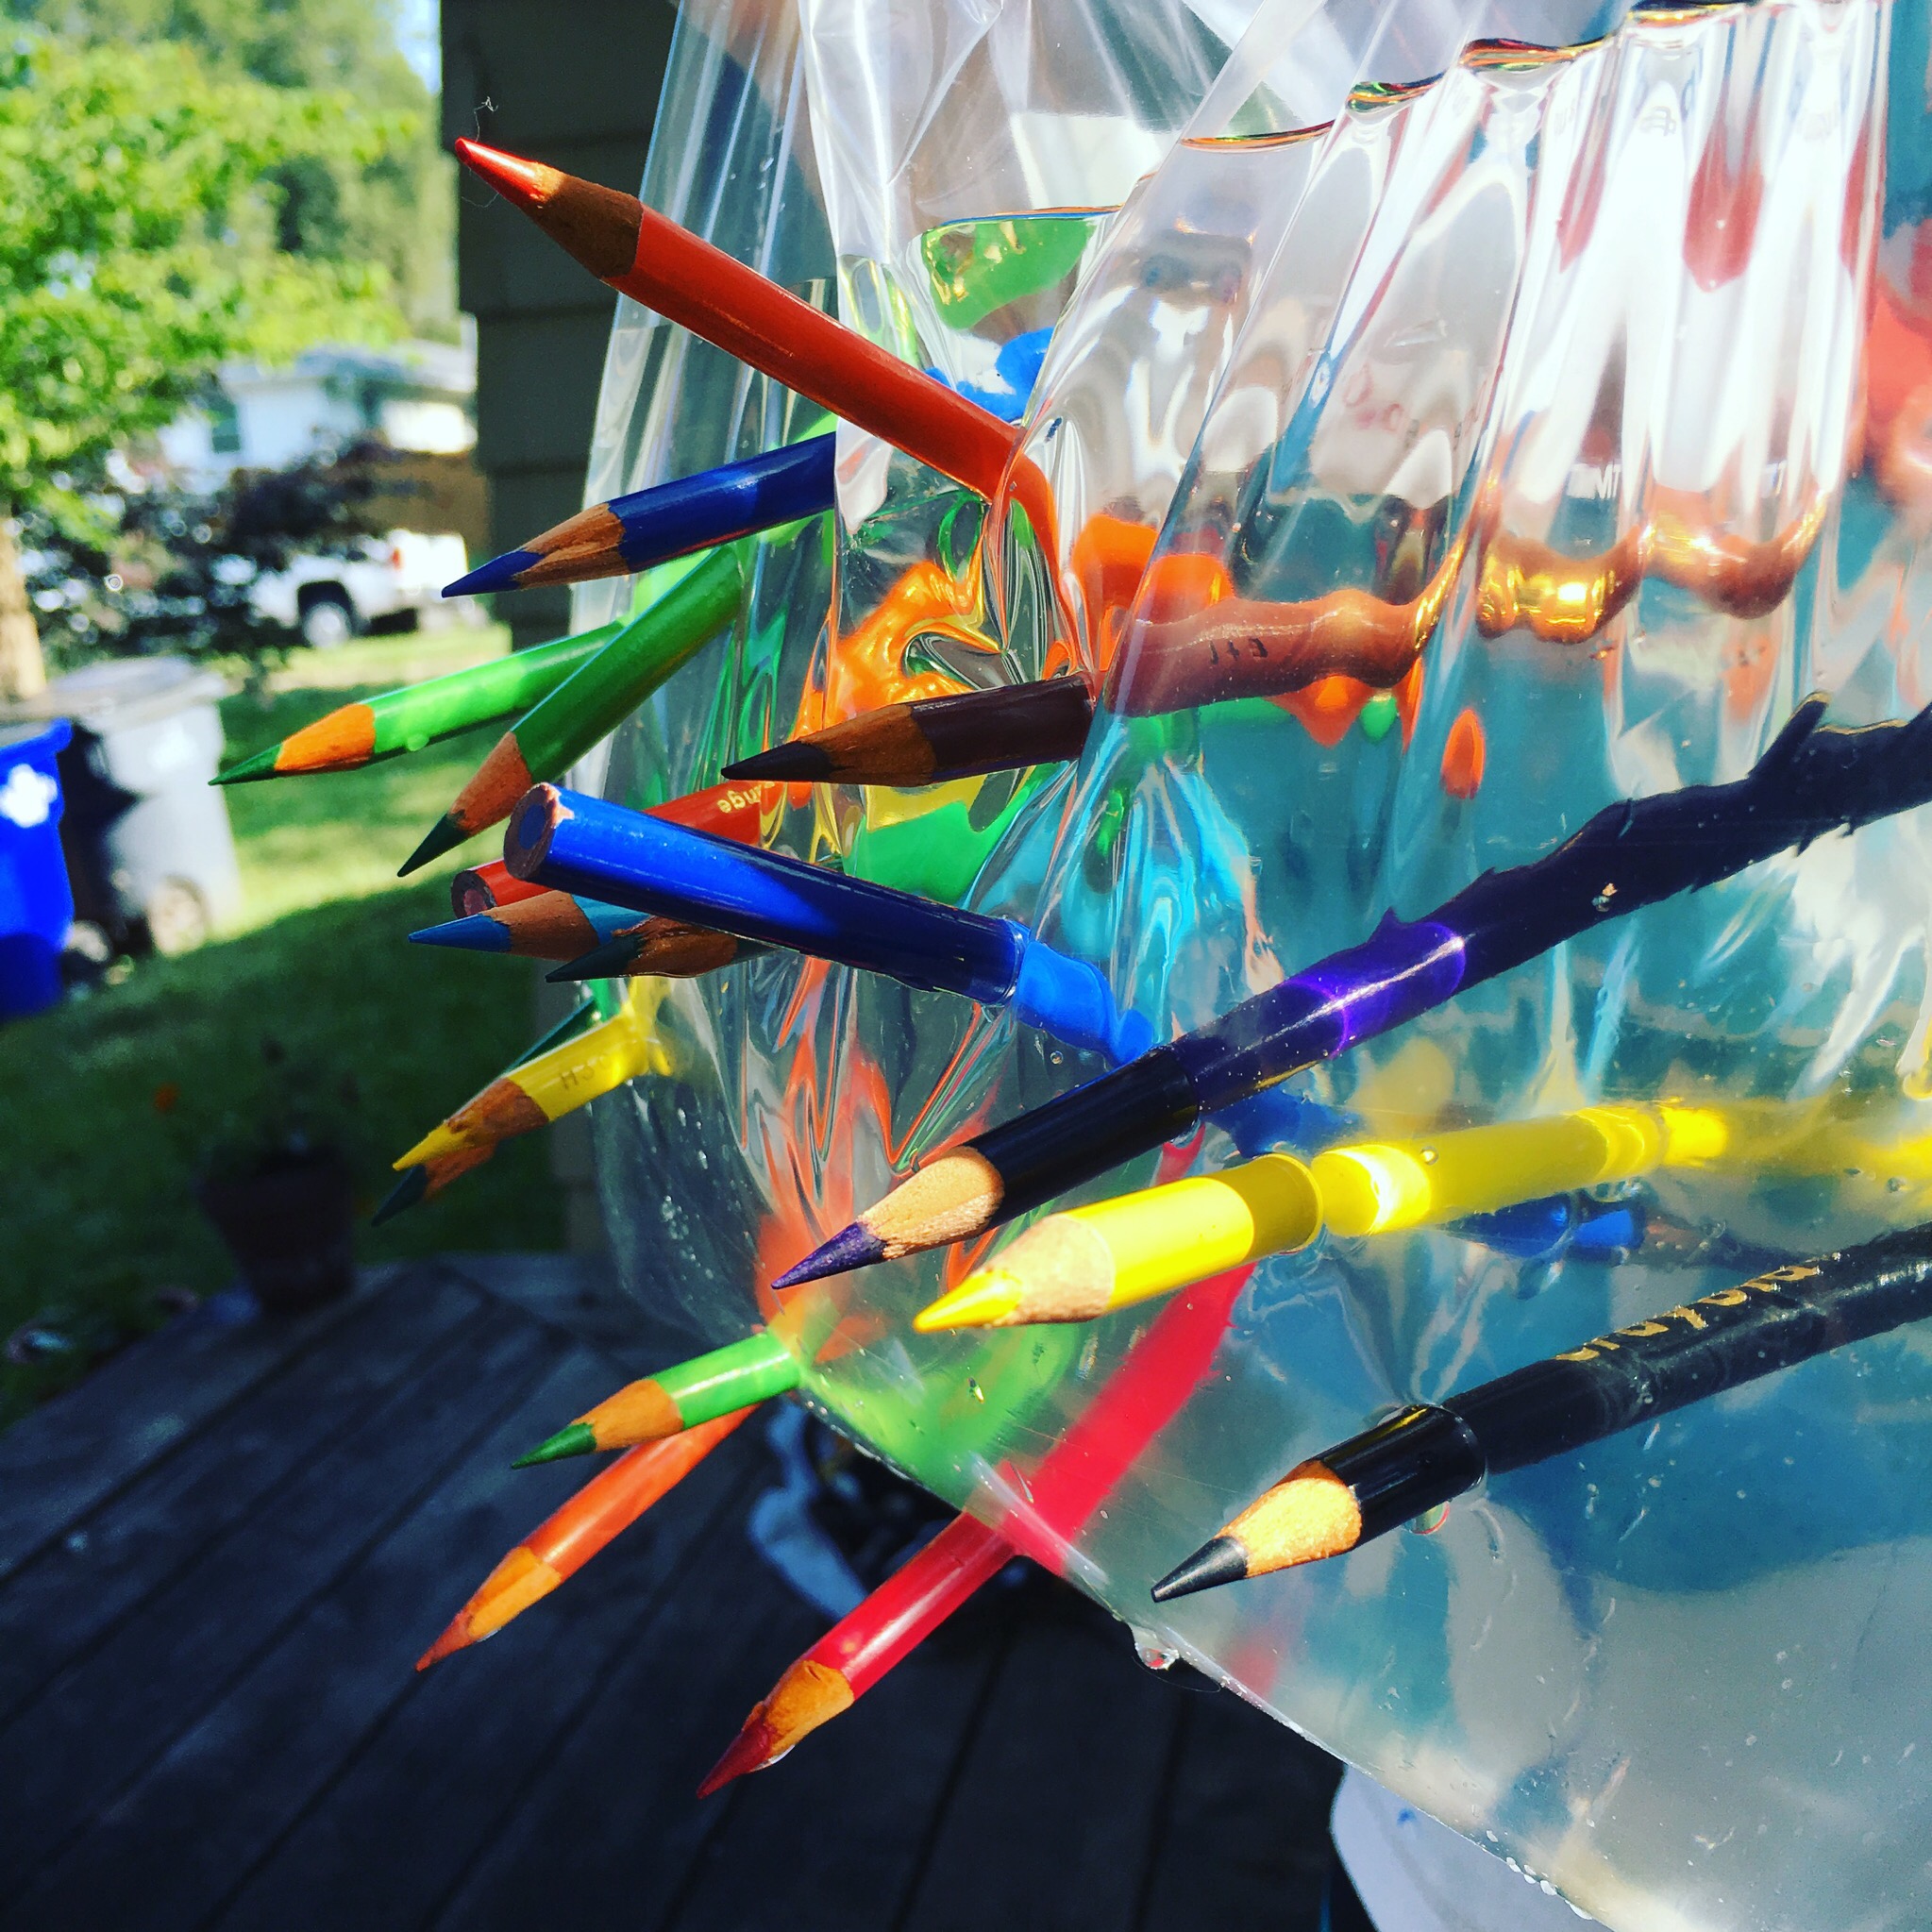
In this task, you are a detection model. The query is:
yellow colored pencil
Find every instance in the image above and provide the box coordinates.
[393,982,673,1169]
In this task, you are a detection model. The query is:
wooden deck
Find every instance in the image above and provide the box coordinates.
[0,1256,1341,1931]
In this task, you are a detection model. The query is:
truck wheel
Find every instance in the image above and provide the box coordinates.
[299,591,357,649]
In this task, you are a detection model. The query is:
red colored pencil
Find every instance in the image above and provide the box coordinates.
[450,859,550,917]
[703,1142,1247,1789]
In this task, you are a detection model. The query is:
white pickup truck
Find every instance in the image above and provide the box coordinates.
[248,529,474,647]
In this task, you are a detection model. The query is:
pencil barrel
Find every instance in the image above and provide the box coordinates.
[608,435,833,572]
[513,548,745,781]
[1325,1405,1487,1543]
[913,679,1094,780]
[373,621,622,755]
[657,1332,798,1428]
[518,785,1028,1002]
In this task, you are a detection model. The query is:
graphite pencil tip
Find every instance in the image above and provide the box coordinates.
[371,1166,430,1227]
[914,1268,1025,1332]
[719,740,834,783]
[399,813,471,877]
[512,1421,596,1469]
[410,913,512,953]
[444,547,543,599]
[212,744,281,784]
[1150,1535,1250,1603]
[773,1219,887,1290]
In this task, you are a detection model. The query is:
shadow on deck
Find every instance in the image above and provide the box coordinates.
[0,1256,1341,1931]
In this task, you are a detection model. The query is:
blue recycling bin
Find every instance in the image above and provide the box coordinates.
[0,717,74,1020]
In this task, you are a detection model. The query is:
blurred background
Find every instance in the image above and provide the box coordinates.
[0,0,677,1422]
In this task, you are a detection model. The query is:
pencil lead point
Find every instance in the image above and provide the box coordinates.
[213,745,281,784]
[914,1269,1025,1332]
[512,1422,596,1469]
[399,814,470,877]
[697,1712,778,1797]
[773,1220,886,1290]
[415,1614,472,1672]
[395,1122,462,1170]
[452,138,555,216]
[443,548,541,598]
[719,741,832,783]
[410,913,512,953]
[371,1167,429,1227]
[1151,1536,1250,1603]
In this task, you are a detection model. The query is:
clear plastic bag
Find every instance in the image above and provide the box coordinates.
[579,2,1932,1924]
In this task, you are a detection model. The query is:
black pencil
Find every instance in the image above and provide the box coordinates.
[1151,1222,1932,1599]
[721,679,1094,787]
[776,695,1932,1287]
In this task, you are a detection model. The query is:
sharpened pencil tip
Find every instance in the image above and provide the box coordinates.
[443,548,541,598]
[914,1269,1025,1332]
[371,1167,429,1227]
[452,138,554,214]
[697,1714,777,1797]
[1151,1536,1251,1603]
[415,1614,472,1672]
[773,1220,887,1290]
[212,744,282,784]
[512,1421,597,1469]
[720,740,833,783]
[399,814,471,877]
[410,913,512,953]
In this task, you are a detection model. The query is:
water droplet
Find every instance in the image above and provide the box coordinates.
[1132,1632,1178,1671]
[966,1378,984,1403]
[1592,882,1617,912]
[1420,1147,1437,1165]
[1889,1176,1906,1193]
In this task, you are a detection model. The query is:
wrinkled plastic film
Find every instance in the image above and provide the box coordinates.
[575,3,1932,1927]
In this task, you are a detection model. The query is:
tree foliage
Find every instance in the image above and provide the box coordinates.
[0,31,411,529]
[11,0,453,334]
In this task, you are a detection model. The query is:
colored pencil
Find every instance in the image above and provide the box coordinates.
[704,1227,1254,1788]
[411,891,646,961]
[546,918,768,983]
[450,859,550,916]
[368,997,602,1224]
[1151,1222,1932,1600]
[916,1100,1823,1331]
[779,693,1932,1286]
[721,679,1095,787]
[445,436,835,597]
[514,1331,798,1466]
[417,1406,755,1667]
[504,782,1157,1065]
[214,621,623,782]
[392,983,671,1168]
[399,547,745,875]
[452,139,1018,504]
[916,1154,1319,1330]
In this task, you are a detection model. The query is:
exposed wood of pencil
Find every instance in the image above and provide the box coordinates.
[1151,1461,1360,1601]
[771,1147,1004,1287]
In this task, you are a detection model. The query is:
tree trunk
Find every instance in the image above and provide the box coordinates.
[0,509,46,699]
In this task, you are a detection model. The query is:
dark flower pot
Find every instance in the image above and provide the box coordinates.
[197,1149,356,1315]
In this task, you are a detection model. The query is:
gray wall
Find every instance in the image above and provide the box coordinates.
[441,0,677,650]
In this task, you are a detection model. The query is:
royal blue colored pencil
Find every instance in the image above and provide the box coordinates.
[445,436,835,598]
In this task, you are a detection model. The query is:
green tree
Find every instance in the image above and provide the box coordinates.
[12,0,455,337]
[0,32,407,694]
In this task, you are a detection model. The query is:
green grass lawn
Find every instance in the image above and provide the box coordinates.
[0,628,566,1422]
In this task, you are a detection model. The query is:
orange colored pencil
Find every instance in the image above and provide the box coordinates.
[416,1404,757,1668]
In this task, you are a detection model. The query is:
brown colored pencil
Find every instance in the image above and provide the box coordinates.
[722,679,1094,787]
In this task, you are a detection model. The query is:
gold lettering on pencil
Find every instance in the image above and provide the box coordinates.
[1618,1320,1672,1337]
[1700,1287,1750,1307]
[1752,1265,1823,1286]
[1554,1347,1600,1362]
[1664,1305,1707,1330]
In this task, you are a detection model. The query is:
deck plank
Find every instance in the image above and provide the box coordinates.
[0,1268,479,1731]
[427,1499,827,1932]
[1135,1684,1342,1932]
[894,1586,1186,1932]
[209,1427,764,1932]
[664,1579,1024,1932]
[0,1295,560,1909]
[0,1268,390,1586]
